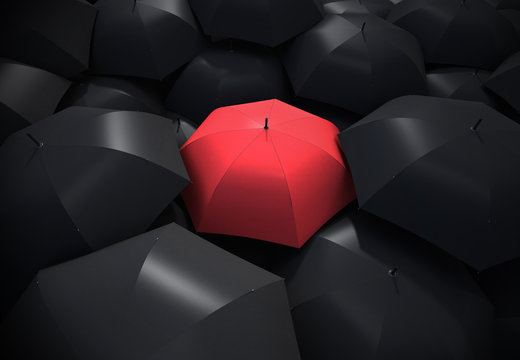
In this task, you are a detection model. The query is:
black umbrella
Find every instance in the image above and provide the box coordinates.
[0,58,70,144]
[323,0,393,18]
[499,9,520,40]
[479,259,520,360]
[387,0,520,70]
[166,43,293,124]
[339,95,520,270]
[0,0,97,78]
[485,52,520,114]
[280,14,426,115]
[0,107,189,318]
[426,67,496,108]
[166,112,197,147]
[57,76,167,115]
[188,0,323,47]
[91,0,207,80]
[271,204,494,360]
[0,223,301,360]
[487,0,520,10]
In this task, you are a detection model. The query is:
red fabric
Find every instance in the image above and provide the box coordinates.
[180,99,356,247]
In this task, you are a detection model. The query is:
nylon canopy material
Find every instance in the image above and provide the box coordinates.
[387,0,520,70]
[281,14,426,115]
[0,223,301,360]
[0,107,189,318]
[339,95,520,270]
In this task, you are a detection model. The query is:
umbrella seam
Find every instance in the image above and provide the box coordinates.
[268,131,299,243]
[270,128,346,170]
[199,131,264,225]
[359,129,492,208]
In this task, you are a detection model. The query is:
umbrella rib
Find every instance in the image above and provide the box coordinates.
[201,131,264,221]
[270,115,318,128]
[267,132,299,241]
[270,128,346,170]
[181,128,260,152]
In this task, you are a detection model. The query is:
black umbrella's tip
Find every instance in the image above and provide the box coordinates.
[264,117,269,130]
[388,267,398,277]
[26,133,43,148]
[471,118,483,132]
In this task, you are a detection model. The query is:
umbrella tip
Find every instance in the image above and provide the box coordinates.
[388,267,398,277]
[471,118,483,132]
[264,117,269,130]
[26,133,43,148]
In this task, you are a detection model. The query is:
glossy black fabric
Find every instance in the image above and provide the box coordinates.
[271,204,493,360]
[387,0,520,70]
[188,0,323,47]
[0,223,301,360]
[166,43,292,124]
[339,95,520,270]
[479,259,520,360]
[323,0,393,18]
[485,52,520,114]
[0,58,70,144]
[0,107,189,319]
[0,0,97,78]
[280,14,426,115]
[91,0,207,79]
[426,67,496,108]
[166,112,197,147]
[58,76,167,116]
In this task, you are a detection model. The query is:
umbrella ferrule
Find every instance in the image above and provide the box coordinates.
[471,118,483,132]
[388,267,398,277]
[26,133,43,148]
[264,117,269,130]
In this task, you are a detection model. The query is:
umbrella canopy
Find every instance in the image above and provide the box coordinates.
[0,107,189,318]
[91,0,207,80]
[479,259,520,360]
[280,14,426,115]
[487,0,520,10]
[0,58,70,144]
[339,95,520,270]
[188,0,323,47]
[387,0,520,70]
[0,223,301,360]
[180,99,356,247]
[271,204,494,360]
[166,43,293,124]
[323,0,393,18]
[58,76,167,115]
[0,0,97,78]
[499,9,520,40]
[426,67,496,108]
[485,51,520,114]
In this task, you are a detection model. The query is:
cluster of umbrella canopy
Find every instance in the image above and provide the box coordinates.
[1,0,520,359]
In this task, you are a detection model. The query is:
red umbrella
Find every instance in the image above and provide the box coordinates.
[180,99,356,247]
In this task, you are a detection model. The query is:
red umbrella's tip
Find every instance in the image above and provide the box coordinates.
[264,117,269,130]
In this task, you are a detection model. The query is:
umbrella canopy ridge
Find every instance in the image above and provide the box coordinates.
[280,13,427,115]
[271,204,494,360]
[0,107,189,318]
[339,95,520,270]
[57,76,167,116]
[426,66,496,108]
[323,0,394,18]
[180,99,356,247]
[0,0,97,78]
[188,0,324,47]
[485,51,520,115]
[0,223,301,360]
[166,44,293,124]
[386,0,520,70]
[91,0,207,79]
[0,58,71,144]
